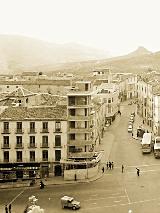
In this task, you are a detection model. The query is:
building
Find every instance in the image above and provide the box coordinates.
[0,106,67,181]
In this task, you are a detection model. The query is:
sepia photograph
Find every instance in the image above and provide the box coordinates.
[0,0,160,212]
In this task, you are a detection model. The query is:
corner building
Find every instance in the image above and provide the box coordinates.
[0,106,67,181]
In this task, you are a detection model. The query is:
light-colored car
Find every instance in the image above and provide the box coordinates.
[128,125,133,133]
[61,196,80,210]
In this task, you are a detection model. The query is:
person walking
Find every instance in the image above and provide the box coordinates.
[106,162,109,169]
[136,168,140,176]
[111,162,114,169]
[102,167,104,173]
[8,204,11,213]
[122,165,124,173]
[109,161,112,169]
[5,205,8,213]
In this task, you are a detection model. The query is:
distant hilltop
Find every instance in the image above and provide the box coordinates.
[0,35,109,74]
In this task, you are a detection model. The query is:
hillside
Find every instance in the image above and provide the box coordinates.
[0,35,109,74]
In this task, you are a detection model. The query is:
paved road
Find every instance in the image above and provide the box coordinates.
[1,101,160,213]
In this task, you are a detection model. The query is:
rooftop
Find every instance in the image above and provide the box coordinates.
[0,106,67,121]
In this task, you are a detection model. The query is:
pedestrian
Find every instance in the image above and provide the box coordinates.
[5,205,8,213]
[136,168,140,176]
[102,167,104,173]
[122,165,124,173]
[106,162,109,169]
[109,161,112,169]
[111,162,114,169]
[8,204,11,213]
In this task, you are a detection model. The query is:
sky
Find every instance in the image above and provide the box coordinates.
[0,0,160,56]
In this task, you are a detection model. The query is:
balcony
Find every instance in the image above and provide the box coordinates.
[54,145,62,148]
[28,129,37,134]
[54,128,62,133]
[16,159,23,162]
[30,158,35,162]
[40,129,49,133]
[40,143,49,148]
[15,129,24,134]
[68,115,90,121]
[1,129,10,134]
[3,159,9,163]
[68,152,94,158]
[68,127,93,133]
[15,144,24,149]
[1,144,10,149]
[42,158,48,162]
[68,139,93,146]
[28,143,37,148]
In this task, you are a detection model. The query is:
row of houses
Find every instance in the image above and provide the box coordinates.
[0,69,140,181]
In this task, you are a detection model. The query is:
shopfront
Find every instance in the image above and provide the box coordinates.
[0,163,40,182]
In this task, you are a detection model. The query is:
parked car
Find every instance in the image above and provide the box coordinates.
[128,125,133,133]
[131,112,135,116]
[61,196,80,210]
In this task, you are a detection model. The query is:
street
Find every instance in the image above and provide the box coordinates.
[1,101,160,213]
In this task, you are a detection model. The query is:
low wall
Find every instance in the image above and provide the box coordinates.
[64,164,99,181]
[0,181,30,189]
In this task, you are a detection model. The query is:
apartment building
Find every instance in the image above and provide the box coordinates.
[96,83,120,125]
[0,106,67,181]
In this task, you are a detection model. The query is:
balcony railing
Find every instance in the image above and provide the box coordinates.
[42,158,48,162]
[40,143,49,148]
[1,129,10,134]
[17,159,23,162]
[1,144,10,149]
[3,159,9,163]
[54,128,62,133]
[15,144,24,149]
[28,129,37,134]
[28,143,37,148]
[15,129,24,134]
[40,129,49,133]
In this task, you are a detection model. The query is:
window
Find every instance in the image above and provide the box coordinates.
[55,150,61,161]
[30,136,35,147]
[70,121,75,128]
[55,135,61,147]
[112,98,113,102]
[42,150,48,161]
[17,122,22,133]
[4,122,9,132]
[3,136,9,148]
[16,136,22,148]
[30,151,35,162]
[7,86,9,88]
[108,106,111,113]
[55,121,61,132]
[17,151,22,162]
[85,83,89,91]
[70,134,75,140]
[30,122,35,133]
[42,136,48,147]
[42,122,48,132]
[4,151,9,162]
[70,109,75,116]
[68,96,75,106]
[108,98,111,104]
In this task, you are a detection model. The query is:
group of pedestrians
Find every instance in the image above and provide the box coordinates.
[106,161,114,169]
[5,204,11,213]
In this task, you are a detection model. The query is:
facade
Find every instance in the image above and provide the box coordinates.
[96,83,120,125]
[0,106,67,181]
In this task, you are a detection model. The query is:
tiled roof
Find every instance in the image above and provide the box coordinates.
[38,93,67,106]
[0,106,67,120]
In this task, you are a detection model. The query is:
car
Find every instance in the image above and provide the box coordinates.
[61,196,80,210]
[128,120,133,125]
[131,112,135,116]
[130,116,134,122]
[128,125,133,133]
